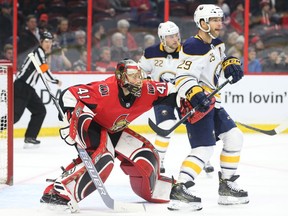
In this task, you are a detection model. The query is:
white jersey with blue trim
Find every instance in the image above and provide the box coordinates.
[139,43,181,83]
[175,35,226,107]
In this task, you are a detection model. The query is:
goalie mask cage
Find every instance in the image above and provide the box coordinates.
[0,60,13,185]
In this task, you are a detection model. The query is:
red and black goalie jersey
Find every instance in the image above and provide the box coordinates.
[66,76,176,133]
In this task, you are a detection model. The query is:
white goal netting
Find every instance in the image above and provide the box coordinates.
[0,62,13,185]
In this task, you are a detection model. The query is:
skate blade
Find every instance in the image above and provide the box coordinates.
[23,143,40,149]
[40,202,71,213]
[167,200,202,211]
[218,196,249,205]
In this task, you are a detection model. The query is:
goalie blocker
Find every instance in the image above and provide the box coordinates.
[41,100,172,209]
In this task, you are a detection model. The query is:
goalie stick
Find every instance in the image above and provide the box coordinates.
[235,120,288,136]
[148,76,233,137]
[28,53,145,212]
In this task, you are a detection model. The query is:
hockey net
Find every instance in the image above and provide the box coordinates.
[0,60,13,185]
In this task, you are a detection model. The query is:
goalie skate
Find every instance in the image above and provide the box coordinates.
[218,172,249,205]
[40,188,79,213]
[168,181,202,211]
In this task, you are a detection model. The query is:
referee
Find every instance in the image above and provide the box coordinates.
[14,31,62,149]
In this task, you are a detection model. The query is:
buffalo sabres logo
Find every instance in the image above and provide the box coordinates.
[110,114,130,132]
[159,71,176,83]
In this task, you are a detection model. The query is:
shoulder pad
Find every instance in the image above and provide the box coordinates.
[144,44,167,59]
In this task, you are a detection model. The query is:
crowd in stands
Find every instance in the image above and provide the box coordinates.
[0,0,288,73]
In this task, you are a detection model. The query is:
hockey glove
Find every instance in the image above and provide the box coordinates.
[222,56,244,84]
[180,96,215,124]
[59,125,76,146]
[186,86,211,113]
[59,110,76,146]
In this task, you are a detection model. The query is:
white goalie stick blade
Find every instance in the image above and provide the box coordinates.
[28,52,146,213]
[113,201,146,212]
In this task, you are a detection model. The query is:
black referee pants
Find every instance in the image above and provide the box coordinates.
[14,79,46,139]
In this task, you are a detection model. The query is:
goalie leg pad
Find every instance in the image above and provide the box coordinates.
[43,129,115,203]
[116,128,172,203]
[69,101,95,149]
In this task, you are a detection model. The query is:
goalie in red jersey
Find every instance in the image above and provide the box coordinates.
[40,59,176,211]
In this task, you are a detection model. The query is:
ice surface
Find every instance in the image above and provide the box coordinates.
[0,133,287,216]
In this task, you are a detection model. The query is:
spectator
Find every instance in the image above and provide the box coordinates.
[95,46,117,72]
[117,19,138,51]
[47,43,72,71]
[251,0,281,32]
[230,1,244,34]
[247,47,262,72]
[129,0,153,25]
[18,15,40,66]
[0,2,12,50]
[1,43,13,61]
[143,34,155,48]
[92,23,110,61]
[227,35,244,58]
[38,13,53,33]
[131,47,143,62]
[110,32,129,62]
[216,0,230,16]
[129,0,151,13]
[72,48,87,71]
[226,31,239,51]
[262,48,285,72]
[92,0,115,17]
[67,30,86,63]
[55,17,75,49]
[109,0,131,14]
[250,35,266,61]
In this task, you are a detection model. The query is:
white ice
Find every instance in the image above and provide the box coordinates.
[0,133,287,216]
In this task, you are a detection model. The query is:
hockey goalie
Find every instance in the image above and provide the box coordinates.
[40,59,176,212]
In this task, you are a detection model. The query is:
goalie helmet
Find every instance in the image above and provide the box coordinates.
[194,4,223,37]
[158,21,180,46]
[115,59,143,97]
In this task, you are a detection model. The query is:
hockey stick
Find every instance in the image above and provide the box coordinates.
[28,53,145,212]
[148,76,233,137]
[235,120,288,136]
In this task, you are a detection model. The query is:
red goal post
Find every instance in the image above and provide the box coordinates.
[0,60,13,185]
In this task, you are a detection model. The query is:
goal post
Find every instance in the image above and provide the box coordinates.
[0,60,13,185]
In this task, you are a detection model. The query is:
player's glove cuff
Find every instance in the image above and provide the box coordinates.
[186,86,211,113]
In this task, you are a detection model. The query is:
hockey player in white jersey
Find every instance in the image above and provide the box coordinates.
[139,21,214,174]
[139,21,181,173]
[168,4,249,211]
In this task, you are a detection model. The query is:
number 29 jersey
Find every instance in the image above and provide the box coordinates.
[175,36,226,100]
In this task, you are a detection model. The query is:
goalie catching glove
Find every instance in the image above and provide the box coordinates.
[222,56,244,84]
[180,86,215,124]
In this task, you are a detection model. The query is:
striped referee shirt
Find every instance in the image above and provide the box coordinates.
[17,46,59,87]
